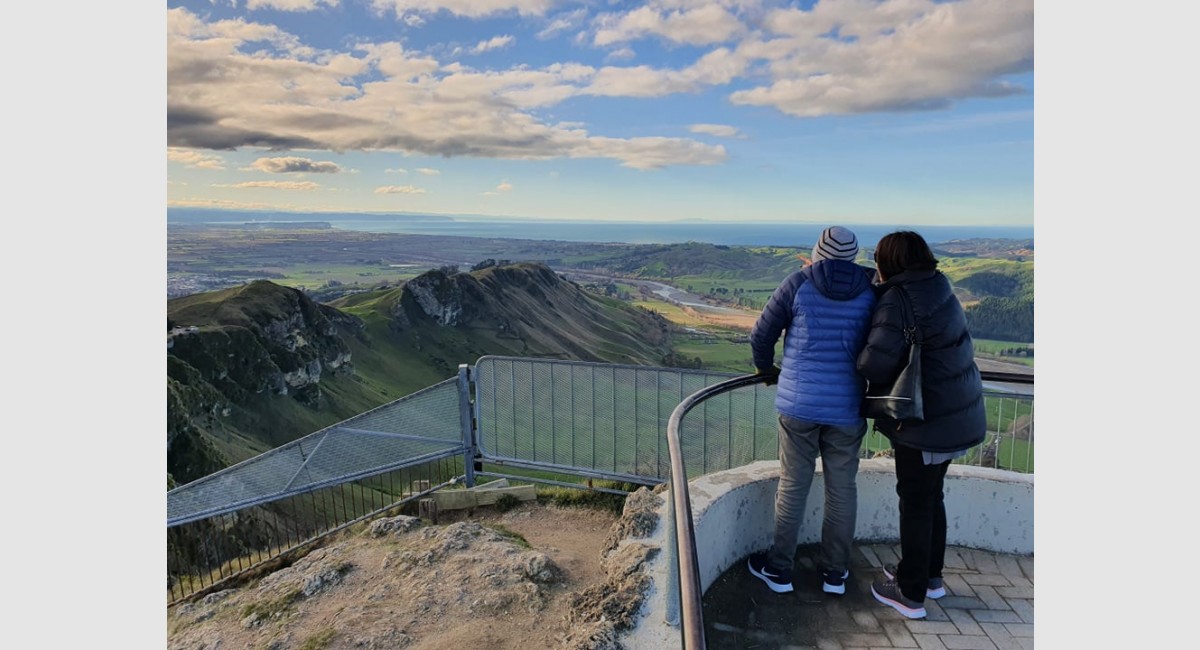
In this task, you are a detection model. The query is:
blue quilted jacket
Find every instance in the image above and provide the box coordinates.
[750,260,876,425]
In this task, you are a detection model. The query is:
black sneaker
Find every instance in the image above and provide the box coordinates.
[822,568,850,595]
[871,578,927,619]
[882,564,946,599]
[747,553,794,593]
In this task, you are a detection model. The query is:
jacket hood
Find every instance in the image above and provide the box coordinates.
[802,259,872,301]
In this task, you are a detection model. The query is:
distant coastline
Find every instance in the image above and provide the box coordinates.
[167,208,1033,248]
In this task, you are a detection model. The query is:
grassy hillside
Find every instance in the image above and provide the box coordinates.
[168,263,678,486]
[570,242,809,282]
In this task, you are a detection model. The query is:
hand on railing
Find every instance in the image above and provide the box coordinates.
[754,365,781,386]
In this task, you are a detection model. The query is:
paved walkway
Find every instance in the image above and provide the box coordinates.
[702,542,1034,649]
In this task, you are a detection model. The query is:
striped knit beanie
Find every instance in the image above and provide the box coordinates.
[811,226,859,264]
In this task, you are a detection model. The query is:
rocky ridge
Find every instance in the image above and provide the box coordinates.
[167,489,666,650]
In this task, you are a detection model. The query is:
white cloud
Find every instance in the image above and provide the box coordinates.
[594,4,745,47]
[375,185,427,194]
[385,167,409,173]
[167,148,226,170]
[689,123,741,138]
[605,47,636,62]
[246,0,339,12]
[403,14,425,27]
[167,8,729,170]
[575,136,726,170]
[246,156,343,173]
[167,197,279,210]
[483,180,513,195]
[471,35,515,54]
[585,65,693,97]
[215,181,322,190]
[537,8,588,40]
[415,167,441,175]
[731,0,1034,117]
[369,0,554,19]
[583,49,746,97]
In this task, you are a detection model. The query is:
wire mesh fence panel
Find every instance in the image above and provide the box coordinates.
[677,376,779,480]
[474,357,777,481]
[339,377,464,443]
[856,389,1033,474]
[168,378,465,527]
[167,457,461,605]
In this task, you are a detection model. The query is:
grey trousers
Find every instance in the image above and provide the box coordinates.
[767,413,868,573]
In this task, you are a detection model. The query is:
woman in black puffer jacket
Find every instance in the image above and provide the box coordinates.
[856,231,986,621]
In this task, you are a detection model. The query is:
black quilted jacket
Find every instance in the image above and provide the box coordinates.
[856,269,986,452]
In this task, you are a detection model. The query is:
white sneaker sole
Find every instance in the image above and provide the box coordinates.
[822,570,850,595]
[747,559,794,593]
[871,584,927,619]
[882,565,945,599]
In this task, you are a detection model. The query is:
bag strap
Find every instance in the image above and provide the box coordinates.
[891,285,919,346]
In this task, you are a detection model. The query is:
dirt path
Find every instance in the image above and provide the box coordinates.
[167,502,623,650]
[405,504,622,650]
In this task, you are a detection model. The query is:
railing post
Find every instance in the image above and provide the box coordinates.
[458,363,476,487]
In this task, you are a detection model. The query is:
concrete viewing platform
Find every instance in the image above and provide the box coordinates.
[703,541,1034,649]
[620,459,1034,649]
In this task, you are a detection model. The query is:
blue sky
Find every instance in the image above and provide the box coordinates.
[166,0,1034,225]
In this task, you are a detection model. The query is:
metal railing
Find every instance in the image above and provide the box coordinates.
[665,373,769,649]
[473,356,770,484]
[167,375,470,604]
[859,371,1036,472]
[168,377,466,527]
[166,356,1034,612]
[166,457,460,603]
[662,369,1034,648]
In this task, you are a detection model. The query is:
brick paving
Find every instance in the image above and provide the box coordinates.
[702,543,1034,649]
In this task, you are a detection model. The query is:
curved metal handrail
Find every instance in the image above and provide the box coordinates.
[665,372,771,649]
[663,368,1032,649]
[980,370,1034,385]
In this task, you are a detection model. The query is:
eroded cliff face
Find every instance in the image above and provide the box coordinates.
[169,282,358,404]
[404,271,468,326]
[386,263,671,364]
[388,267,489,329]
[167,282,365,483]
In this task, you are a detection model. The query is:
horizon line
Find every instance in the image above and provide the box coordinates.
[166,206,1033,230]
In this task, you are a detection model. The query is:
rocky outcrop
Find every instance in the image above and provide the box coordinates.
[168,516,566,650]
[168,282,358,405]
[563,487,664,650]
[387,262,672,365]
[167,282,367,482]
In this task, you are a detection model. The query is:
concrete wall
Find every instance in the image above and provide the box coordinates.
[623,458,1033,648]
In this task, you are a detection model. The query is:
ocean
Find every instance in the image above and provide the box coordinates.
[325,218,1033,248]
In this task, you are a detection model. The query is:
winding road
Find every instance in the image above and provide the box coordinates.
[557,270,750,316]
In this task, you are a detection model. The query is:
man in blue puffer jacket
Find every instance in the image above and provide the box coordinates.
[746,226,876,596]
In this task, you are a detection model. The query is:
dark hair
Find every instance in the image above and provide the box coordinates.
[873,230,938,280]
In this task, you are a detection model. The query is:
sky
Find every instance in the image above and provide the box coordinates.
[166,0,1034,225]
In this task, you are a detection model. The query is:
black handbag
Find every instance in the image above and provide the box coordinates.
[862,285,924,421]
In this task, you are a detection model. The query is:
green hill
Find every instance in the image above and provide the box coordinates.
[167,262,675,486]
[568,241,806,281]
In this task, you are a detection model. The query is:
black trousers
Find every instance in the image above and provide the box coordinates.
[893,443,951,603]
